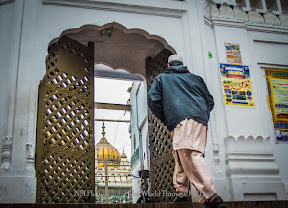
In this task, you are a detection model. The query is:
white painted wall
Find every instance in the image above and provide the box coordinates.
[201,23,232,202]
[0,0,190,202]
[131,162,141,203]
[248,31,288,195]
[200,16,288,201]
[0,1,36,203]
[0,0,23,156]
[129,81,150,203]
[129,82,142,203]
[1,0,288,203]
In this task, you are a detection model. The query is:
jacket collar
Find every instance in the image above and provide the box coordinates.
[164,65,189,74]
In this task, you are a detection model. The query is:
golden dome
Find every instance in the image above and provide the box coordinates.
[95,123,120,167]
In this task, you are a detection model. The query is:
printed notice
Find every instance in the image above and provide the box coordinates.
[225,43,242,65]
[220,64,254,107]
[271,78,288,119]
[266,70,288,143]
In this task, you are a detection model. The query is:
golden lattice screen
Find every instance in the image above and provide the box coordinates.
[36,36,95,203]
[146,49,175,202]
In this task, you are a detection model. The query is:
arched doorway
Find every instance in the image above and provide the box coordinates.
[36,23,176,203]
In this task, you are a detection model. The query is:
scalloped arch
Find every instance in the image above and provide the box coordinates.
[48,22,176,54]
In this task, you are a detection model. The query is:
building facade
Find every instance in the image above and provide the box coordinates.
[0,0,287,203]
[95,123,132,203]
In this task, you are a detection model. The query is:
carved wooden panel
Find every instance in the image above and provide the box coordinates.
[36,36,95,203]
[146,49,175,202]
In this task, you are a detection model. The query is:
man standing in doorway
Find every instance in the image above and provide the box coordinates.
[147,55,226,208]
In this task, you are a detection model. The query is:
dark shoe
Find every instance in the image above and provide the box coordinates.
[205,196,226,208]
[172,195,190,203]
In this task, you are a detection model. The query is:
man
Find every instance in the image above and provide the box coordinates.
[147,55,226,208]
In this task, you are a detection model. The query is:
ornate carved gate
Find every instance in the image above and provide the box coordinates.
[36,36,95,203]
[146,49,176,202]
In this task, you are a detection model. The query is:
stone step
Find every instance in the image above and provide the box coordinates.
[1,201,288,208]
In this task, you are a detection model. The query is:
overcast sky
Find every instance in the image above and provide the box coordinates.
[94,77,133,159]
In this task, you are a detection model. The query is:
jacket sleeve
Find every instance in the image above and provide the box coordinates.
[147,76,165,123]
[207,88,214,112]
[200,77,214,112]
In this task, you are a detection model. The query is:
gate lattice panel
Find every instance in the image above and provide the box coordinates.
[36,36,95,203]
[146,49,175,202]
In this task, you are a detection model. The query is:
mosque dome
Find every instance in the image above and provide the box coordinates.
[95,123,121,167]
[121,151,127,158]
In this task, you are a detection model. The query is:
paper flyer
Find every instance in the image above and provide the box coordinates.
[220,64,254,107]
[270,78,288,120]
[225,43,242,65]
[271,78,288,136]
[265,70,288,143]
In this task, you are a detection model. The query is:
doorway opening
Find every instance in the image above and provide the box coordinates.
[36,22,176,203]
[94,63,143,204]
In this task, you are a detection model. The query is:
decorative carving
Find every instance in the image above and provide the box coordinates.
[210,0,220,19]
[219,3,234,20]
[26,144,35,170]
[279,11,288,27]
[264,10,281,26]
[225,136,287,200]
[0,136,13,170]
[203,1,288,28]
[204,0,220,19]
[212,143,221,174]
[203,0,211,18]
[203,0,209,16]
[234,5,248,22]
[247,8,265,24]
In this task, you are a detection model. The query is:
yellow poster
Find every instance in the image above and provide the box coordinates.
[270,78,288,119]
[265,70,288,142]
[220,64,254,107]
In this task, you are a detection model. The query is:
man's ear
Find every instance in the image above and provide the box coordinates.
[167,64,170,67]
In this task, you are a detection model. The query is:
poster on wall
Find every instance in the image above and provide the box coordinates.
[225,43,242,65]
[266,70,288,143]
[220,64,254,107]
[270,78,288,120]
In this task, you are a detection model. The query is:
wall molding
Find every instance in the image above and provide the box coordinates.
[26,144,35,170]
[224,135,287,200]
[258,63,288,70]
[0,136,13,170]
[204,0,288,34]
[42,0,187,18]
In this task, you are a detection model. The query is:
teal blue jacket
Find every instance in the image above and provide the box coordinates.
[147,65,214,131]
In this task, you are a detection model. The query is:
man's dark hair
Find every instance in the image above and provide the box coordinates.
[168,60,183,66]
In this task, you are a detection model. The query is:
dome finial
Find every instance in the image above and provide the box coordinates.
[121,148,127,158]
[102,121,105,138]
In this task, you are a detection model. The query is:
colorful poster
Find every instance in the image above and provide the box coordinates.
[265,70,288,143]
[225,43,242,65]
[270,78,288,120]
[220,64,254,107]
